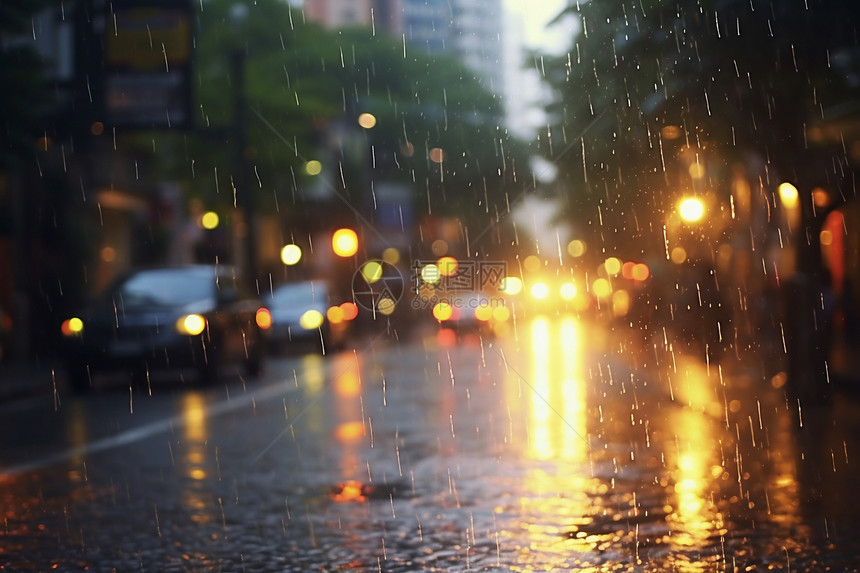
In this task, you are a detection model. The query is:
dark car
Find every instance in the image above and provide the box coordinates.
[264,280,355,353]
[60,265,270,391]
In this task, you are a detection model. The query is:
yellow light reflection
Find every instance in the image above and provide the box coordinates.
[530,282,549,300]
[332,354,366,482]
[560,317,587,461]
[666,358,724,548]
[530,318,553,460]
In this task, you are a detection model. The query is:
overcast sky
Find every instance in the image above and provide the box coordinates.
[502,1,579,138]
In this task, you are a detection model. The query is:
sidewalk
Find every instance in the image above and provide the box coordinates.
[0,358,61,402]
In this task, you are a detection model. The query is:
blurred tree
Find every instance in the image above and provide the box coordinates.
[541,0,860,262]
[149,0,529,255]
[0,0,53,171]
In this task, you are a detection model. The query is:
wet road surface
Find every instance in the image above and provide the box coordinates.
[1,315,859,571]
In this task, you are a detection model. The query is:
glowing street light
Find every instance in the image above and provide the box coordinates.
[678,197,705,223]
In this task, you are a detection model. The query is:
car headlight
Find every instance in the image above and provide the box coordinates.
[176,314,207,336]
[61,317,85,337]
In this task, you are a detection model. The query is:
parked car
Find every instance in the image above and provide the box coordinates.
[60,265,270,392]
[264,280,355,353]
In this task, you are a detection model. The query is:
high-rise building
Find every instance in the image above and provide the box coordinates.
[302,0,504,92]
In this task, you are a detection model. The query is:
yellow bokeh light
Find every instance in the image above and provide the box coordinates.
[377,297,396,315]
[326,305,345,324]
[332,228,358,257]
[592,278,612,299]
[357,112,377,129]
[523,255,542,273]
[492,305,511,322]
[437,256,458,276]
[200,211,220,230]
[299,309,325,330]
[432,302,454,322]
[100,246,117,262]
[778,182,800,209]
[421,264,441,284]
[530,282,549,300]
[678,197,705,223]
[560,282,577,300]
[256,308,272,330]
[612,289,631,316]
[361,261,383,283]
[567,239,587,258]
[820,229,833,246]
[500,276,523,295]
[61,317,84,337]
[305,160,323,175]
[632,263,650,281]
[382,247,400,265]
[671,246,688,264]
[280,244,302,265]
[474,305,494,322]
[604,257,622,276]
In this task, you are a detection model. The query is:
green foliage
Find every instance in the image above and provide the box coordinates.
[163,0,528,239]
[543,0,860,258]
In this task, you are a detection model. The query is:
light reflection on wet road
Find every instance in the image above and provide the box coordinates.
[1,314,859,571]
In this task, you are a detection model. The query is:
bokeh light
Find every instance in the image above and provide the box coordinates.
[280,244,302,265]
[530,282,549,300]
[299,309,325,330]
[592,278,612,299]
[567,239,587,258]
[678,197,705,223]
[357,112,377,129]
[437,256,458,276]
[377,297,396,315]
[361,261,383,283]
[523,255,542,273]
[500,276,523,295]
[421,264,441,284]
[432,302,454,321]
[200,211,220,230]
[382,247,400,265]
[332,228,358,257]
[305,160,323,175]
[560,282,577,300]
[778,182,799,209]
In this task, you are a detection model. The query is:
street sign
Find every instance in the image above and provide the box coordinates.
[103,1,193,129]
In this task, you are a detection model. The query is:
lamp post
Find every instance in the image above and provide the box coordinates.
[229,3,257,290]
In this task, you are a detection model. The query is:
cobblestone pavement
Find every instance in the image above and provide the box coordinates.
[1,315,860,571]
